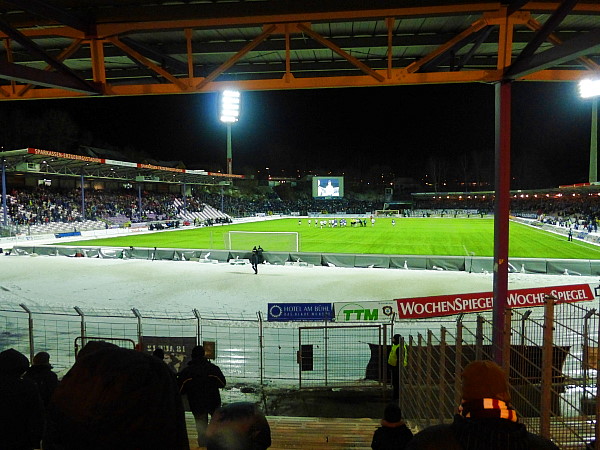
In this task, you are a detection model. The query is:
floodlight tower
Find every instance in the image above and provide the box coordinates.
[220,89,241,175]
[579,79,600,183]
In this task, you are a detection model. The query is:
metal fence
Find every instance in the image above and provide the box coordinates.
[3,300,600,447]
[399,300,599,449]
[0,304,392,392]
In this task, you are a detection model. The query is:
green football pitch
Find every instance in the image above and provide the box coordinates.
[64,218,600,259]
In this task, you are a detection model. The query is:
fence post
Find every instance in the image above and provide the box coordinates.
[383,324,388,398]
[324,321,328,387]
[19,303,34,361]
[439,327,447,424]
[475,315,484,360]
[193,309,201,345]
[502,308,512,376]
[455,316,464,407]
[426,330,434,426]
[540,295,556,439]
[257,311,264,386]
[74,306,86,348]
[132,308,142,349]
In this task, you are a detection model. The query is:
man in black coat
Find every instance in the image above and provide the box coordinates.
[0,348,45,450]
[178,345,227,447]
[23,351,58,409]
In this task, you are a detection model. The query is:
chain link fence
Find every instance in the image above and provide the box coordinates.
[399,301,599,449]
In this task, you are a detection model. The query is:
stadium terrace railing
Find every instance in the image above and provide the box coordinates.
[399,301,600,449]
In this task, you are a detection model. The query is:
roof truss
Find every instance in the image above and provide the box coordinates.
[0,1,598,100]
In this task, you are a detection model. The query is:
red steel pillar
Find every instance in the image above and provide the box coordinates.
[492,81,511,365]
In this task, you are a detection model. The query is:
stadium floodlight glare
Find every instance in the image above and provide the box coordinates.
[579,79,600,99]
[219,89,241,175]
[220,89,241,123]
[579,79,600,183]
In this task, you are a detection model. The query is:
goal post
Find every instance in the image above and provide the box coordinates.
[375,210,400,217]
[225,231,300,252]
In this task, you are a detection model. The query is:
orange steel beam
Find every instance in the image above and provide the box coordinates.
[296,23,385,82]
[89,38,107,90]
[2,62,596,101]
[1,64,593,101]
[185,28,194,80]
[497,8,514,70]
[108,36,188,91]
[95,4,500,37]
[284,23,292,83]
[2,37,15,94]
[2,3,598,39]
[386,17,394,79]
[195,24,277,90]
[405,18,488,74]
[16,38,83,97]
[526,17,600,71]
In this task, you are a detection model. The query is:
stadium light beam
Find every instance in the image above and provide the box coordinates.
[579,79,600,184]
[220,90,241,175]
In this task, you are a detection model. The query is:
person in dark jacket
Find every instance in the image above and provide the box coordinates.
[0,348,45,450]
[250,246,259,274]
[371,403,413,449]
[206,402,272,450]
[43,343,189,450]
[23,351,59,409]
[405,360,559,450]
[178,344,227,447]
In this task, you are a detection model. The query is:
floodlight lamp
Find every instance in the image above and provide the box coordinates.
[220,89,241,123]
[579,79,600,99]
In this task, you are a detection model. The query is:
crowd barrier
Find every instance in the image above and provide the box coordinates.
[9,244,600,276]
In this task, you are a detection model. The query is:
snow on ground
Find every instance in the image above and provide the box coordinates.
[1,254,597,315]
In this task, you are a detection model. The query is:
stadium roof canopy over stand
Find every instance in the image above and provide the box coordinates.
[0,147,242,184]
[0,1,598,99]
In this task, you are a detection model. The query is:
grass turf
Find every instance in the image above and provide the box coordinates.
[63,218,600,259]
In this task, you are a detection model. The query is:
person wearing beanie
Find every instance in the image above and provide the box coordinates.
[405,360,559,450]
[177,345,227,447]
[43,344,189,450]
[24,351,59,408]
[0,348,45,450]
[371,403,413,449]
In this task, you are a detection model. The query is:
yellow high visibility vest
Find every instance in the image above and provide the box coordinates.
[388,343,408,367]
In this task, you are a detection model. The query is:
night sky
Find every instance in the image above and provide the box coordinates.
[3,81,594,188]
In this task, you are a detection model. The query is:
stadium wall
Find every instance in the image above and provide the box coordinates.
[9,244,600,276]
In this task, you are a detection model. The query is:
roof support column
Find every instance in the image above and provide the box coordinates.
[2,158,7,226]
[590,98,598,183]
[492,80,511,365]
[80,173,85,221]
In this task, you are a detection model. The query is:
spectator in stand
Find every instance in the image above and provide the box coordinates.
[43,343,189,450]
[152,347,165,360]
[178,345,227,448]
[405,360,559,450]
[371,403,413,450]
[0,348,45,450]
[206,402,272,450]
[23,351,59,409]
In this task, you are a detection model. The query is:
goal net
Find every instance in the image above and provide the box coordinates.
[225,231,300,252]
[375,210,400,217]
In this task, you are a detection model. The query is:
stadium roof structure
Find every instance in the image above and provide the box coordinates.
[0,147,242,184]
[0,1,599,100]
